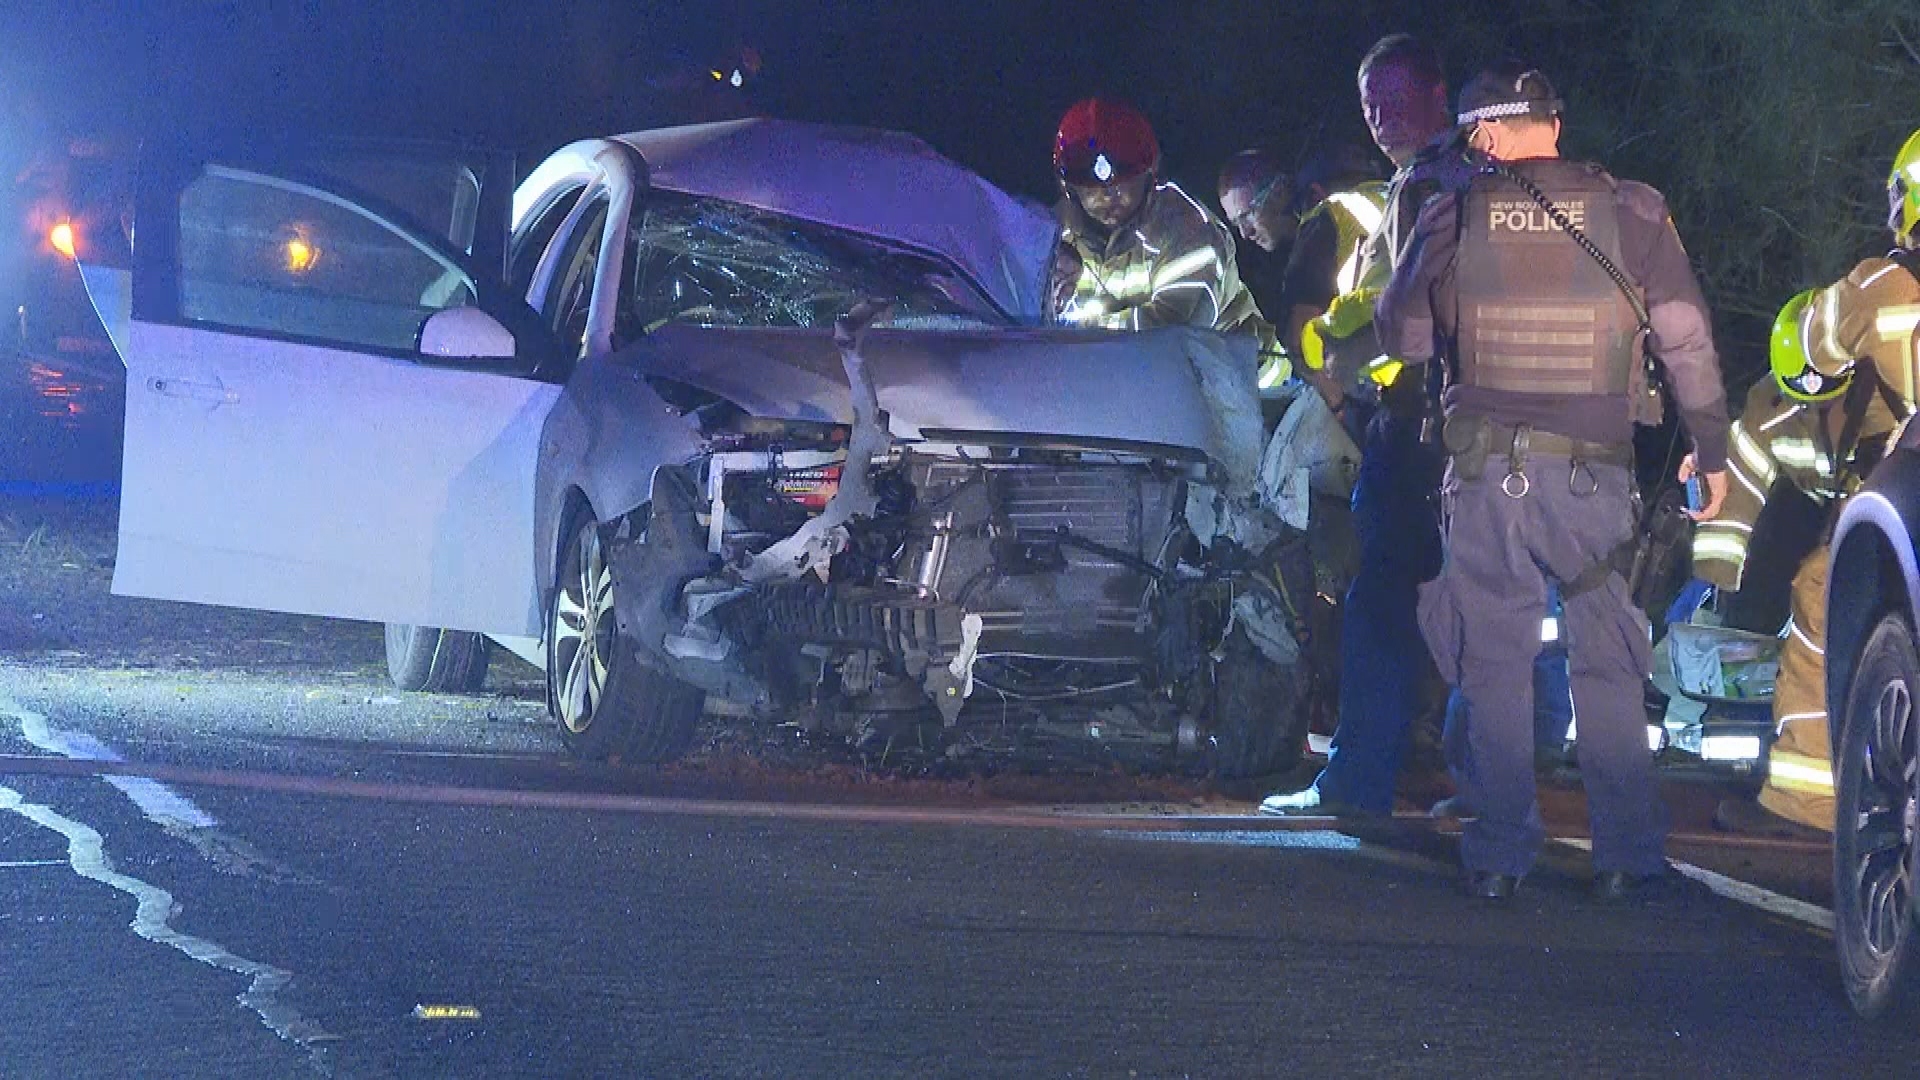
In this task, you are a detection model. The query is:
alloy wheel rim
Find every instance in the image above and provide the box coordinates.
[553,525,615,734]
[1853,673,1918,959]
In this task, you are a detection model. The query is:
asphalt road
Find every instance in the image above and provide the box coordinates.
[0,653,1910,1080]
[0,498,1910,1078]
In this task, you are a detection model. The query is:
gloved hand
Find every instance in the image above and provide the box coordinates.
[1299,287,1381,371]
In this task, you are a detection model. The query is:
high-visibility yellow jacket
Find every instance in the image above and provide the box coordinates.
[1296,182,1388,296]
[1693,257,1920,589]
[1304,138,1477,386]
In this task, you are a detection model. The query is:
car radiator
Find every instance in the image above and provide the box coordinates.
[914,460,1182,657]
[731,458,1186,666]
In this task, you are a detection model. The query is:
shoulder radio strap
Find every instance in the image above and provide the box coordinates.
[1483,161,1654,337]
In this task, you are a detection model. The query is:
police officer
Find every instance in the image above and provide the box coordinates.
[1261,34,1475,818]
[1376,63,1732,901]
[1700,128,1920,839]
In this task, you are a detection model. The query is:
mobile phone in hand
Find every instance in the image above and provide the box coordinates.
[1685,475,1704,512]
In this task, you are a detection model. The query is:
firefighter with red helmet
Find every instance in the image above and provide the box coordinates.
[1051,98,1272,360]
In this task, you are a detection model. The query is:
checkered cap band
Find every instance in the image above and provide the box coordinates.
[1457,101,1538,125]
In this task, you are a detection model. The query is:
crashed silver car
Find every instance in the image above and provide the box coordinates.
[75,119,1348,775]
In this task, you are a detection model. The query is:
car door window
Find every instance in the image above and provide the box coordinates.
[301,157,484,255]
[511,183,586,301]
[176,165,478,353]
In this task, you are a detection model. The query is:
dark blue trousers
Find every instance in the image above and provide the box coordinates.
[1312,413,1441,814]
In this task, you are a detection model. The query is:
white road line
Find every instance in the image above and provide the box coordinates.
[5,696,216,831]
[1556,837,1834,931]
[0,783,334,1059]
[0,692,1844,937]
[0,694,333,1062]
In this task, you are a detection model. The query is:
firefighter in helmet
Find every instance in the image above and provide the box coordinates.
[1695,127,1920,838]
[1052,98,1273,365]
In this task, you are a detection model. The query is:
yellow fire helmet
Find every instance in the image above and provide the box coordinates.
[1893,127,1920,250]
[1770,288,1851,403]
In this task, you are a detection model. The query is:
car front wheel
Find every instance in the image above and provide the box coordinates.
[1209,627,1309,781]
[547,510,704,762]
[1835,610,1920,1022]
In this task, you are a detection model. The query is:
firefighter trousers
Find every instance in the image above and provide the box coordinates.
[1757,546,1834,831]
[1419,454,1667,877]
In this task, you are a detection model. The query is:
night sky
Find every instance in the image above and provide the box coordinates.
[9,0,1919,372]
[2,0,1497,199]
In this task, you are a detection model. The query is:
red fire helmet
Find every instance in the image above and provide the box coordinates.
[1053,98,1160,187]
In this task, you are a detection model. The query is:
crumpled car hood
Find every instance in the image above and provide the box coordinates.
[616,324,1264,486]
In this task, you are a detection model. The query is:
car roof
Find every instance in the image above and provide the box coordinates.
[611,119,1057,322]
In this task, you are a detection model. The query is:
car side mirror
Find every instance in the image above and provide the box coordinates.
[418,306,515,360]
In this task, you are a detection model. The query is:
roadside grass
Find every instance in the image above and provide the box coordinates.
[0,498,118,577]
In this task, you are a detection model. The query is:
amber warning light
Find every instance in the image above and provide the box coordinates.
[285,235,318,273]
[49,221,77,259]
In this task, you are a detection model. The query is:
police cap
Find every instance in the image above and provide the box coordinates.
[1456,63,1564,126]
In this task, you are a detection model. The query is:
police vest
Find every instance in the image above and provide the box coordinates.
[1455,163,1638,400]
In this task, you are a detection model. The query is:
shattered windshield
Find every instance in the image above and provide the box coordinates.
[616,194,1001,333]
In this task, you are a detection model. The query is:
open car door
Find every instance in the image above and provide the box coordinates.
[90,145,564,637]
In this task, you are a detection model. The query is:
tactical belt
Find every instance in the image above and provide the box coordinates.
[1440,415,1638,597]
[1490,424,1633,467]
[1443,414,1632,491]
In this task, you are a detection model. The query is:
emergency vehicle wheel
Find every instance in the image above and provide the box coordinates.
[1208,629,1309,780]
[1834,611,1920,1022]
[547,509,703,763]
[383,624,490,693]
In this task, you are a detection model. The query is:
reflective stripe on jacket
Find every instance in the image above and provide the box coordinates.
[1056,181,1262,335]
[1800,254,1920,402]
[1298,182,1388,295]
[1694,262,1920,590]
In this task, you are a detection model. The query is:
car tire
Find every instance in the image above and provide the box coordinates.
[1834,610,1920,1022]
[1209,628,1309,780]
[383,624,490,693]
[547,509,704,763]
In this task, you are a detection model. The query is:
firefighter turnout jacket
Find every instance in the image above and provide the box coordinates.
[1704,251,1920,590]
[1056,181,1265,336]
[1692,254,1920,830]
[1693,379,1907,592]
[1375,158,1730,468]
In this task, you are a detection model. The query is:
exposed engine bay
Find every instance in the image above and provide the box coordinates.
[605,306,1356,777]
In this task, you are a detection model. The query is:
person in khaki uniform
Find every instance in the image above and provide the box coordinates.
[1693,128,1920,835]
